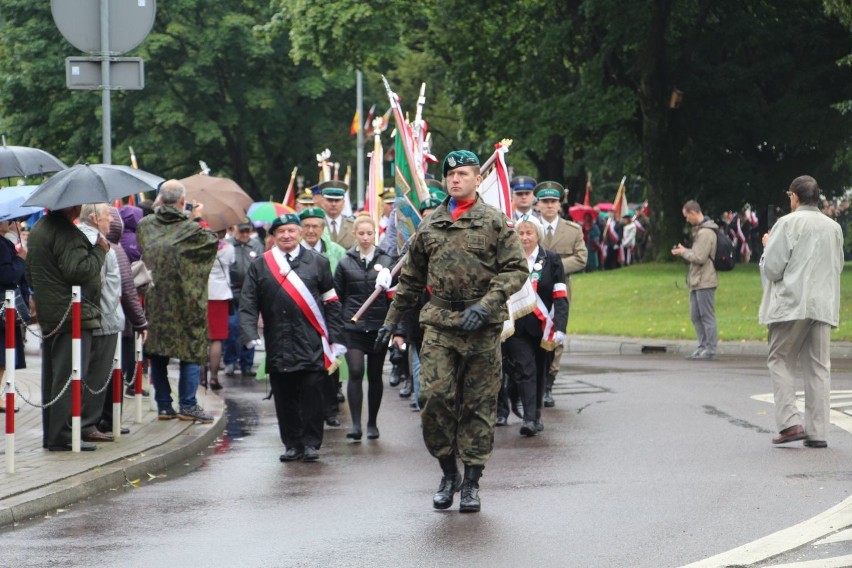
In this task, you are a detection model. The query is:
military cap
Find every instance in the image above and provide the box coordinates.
[237,217,253,231]
[510,176,537,193]
[419,197,443,213]
[296,189,315,204]
[442,150,480,177]
[426,178,447,201]
[380,188,396,203]
[319,180,348,200]
[534,181,564,201]
[269,212,301,233]
[298,206,326,220]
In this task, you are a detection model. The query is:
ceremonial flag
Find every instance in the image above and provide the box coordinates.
[612,176,628,221]
[362,104,376,135]
[382,76,428,204]
[282,166,298,210]
[477,142,512,218]
[350,108,361,136]
[583,173,592,207]
[366,131,383,243]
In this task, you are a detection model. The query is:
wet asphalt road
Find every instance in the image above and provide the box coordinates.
[3,352,852,567]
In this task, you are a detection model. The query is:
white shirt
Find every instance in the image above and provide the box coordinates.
[271,244,302,273]
[541,218,558,237]
[301,239,322,253]
[525,246,540,272]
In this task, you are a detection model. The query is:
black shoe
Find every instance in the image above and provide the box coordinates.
[346,428,362,441]
[399,378,412,398]
[433,472,462,510]
[279,447,304,462]
[511,400,524,419]
[366,425,380,439]
[535,419,544,432]
[520,421,537,437]
[336,388,345,403]
[495,415,507,427]
[543,389,555,408]
[48,442,97,452]
[804,439,828,448]
[325,416,341,427]
[98,422,130,435]
[302,446,320,461]
[209,378,224,391]
[459,477,481,513]
[241,368,256,377]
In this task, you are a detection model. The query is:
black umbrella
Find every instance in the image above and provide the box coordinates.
[0,136,67,179]
[23,164,164,210]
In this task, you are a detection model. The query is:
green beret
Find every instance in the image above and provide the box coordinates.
[319,180,348,200]
[298,206,326,220]
[442,150,479,177]
[419,197,443,212]
[269,213,301,233]
[534,181,564,200]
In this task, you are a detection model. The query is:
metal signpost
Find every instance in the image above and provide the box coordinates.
[51,0,157,165]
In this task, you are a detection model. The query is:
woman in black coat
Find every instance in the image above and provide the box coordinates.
[499,216,568,436]
[333,215,394,441]
[0,220,28,413]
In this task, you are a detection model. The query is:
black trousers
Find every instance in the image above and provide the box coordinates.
[269,369,325,450]
[501,334,545,422]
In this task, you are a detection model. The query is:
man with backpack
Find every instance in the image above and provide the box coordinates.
[671,200,718,360]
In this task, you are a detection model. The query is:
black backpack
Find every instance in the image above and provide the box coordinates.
[711,228,736,271]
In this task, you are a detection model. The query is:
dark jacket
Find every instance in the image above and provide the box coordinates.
[0,235,27,296]
[226,235,264,303]
[333,247,394,333]
[106,209,147,337]
[514,248,569,338]
[25,211,106,334]
[239,248,344,373]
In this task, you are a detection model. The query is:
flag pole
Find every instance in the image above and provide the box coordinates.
[282,166,298,206]
[381,76,429,203]
[479,139,513,175]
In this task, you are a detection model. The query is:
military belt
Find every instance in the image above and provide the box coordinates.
[429,295,481,312]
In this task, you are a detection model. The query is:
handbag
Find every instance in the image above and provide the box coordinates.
[131,259,154,290]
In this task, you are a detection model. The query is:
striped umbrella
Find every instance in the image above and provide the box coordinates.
[247,201,294,223]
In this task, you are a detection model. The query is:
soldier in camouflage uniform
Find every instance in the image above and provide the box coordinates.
[377,150,527,513]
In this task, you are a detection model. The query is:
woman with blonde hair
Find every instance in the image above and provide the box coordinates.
[333,215,394,440]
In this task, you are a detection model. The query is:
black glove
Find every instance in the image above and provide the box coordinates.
[374,323,394,351]
[460,303,490,331]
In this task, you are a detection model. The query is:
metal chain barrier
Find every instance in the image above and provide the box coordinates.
[81,363,117,396]
[22,297,75,340]
[9,372,74,410]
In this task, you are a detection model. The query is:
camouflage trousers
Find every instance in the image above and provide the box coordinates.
[418,324,502,467]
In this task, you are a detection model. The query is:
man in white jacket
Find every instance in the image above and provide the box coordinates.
[760,175,843,448]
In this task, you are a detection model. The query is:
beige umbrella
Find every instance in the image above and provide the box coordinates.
[179,174,253,232]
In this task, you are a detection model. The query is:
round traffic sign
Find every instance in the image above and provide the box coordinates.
[51,0,157,55]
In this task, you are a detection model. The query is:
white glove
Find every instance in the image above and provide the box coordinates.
[553,331,566,345]
[375,267,392,290]
[332,343,348,358]
[245,339,261,349]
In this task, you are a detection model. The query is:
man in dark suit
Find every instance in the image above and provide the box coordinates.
[239,213,345,462]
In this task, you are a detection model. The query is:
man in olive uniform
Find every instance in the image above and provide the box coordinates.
[535,181,588,408]
[377,150,527,513]
[320,181,355,250]
[294,189,316,213]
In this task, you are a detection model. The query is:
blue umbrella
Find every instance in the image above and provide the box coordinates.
[0,185,41,221]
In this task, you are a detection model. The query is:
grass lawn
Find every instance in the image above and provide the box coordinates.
[569,262,852,342]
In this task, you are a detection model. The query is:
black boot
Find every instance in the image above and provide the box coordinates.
[459,465,483,513]
[543,373,556,407]
[399,377,412,398]
[433,456,461,510]
[389,365,401,387]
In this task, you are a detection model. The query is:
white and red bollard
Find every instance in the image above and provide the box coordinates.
[71,286,82,452]
[134,332,144,423]
[5,290,16,473]
[112,332,122,440]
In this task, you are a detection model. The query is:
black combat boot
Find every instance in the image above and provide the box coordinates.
[399,376,412,398]
[543,373,556,407]
[459,465,483,513]
[433,456,462,510]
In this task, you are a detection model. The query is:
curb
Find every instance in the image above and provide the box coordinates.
[0,411,227,527]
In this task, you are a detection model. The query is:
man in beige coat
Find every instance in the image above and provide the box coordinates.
[672,200,718,360]
[760,175,843,448]
[535,181,588,406]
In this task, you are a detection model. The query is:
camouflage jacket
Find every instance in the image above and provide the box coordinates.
[136,205,219,363]
[385,195,527,330]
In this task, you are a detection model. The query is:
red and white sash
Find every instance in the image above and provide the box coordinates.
[530,271,567,351]
[264,250,337,371]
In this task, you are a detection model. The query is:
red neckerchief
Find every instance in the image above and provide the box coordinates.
[449,198,476,221]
